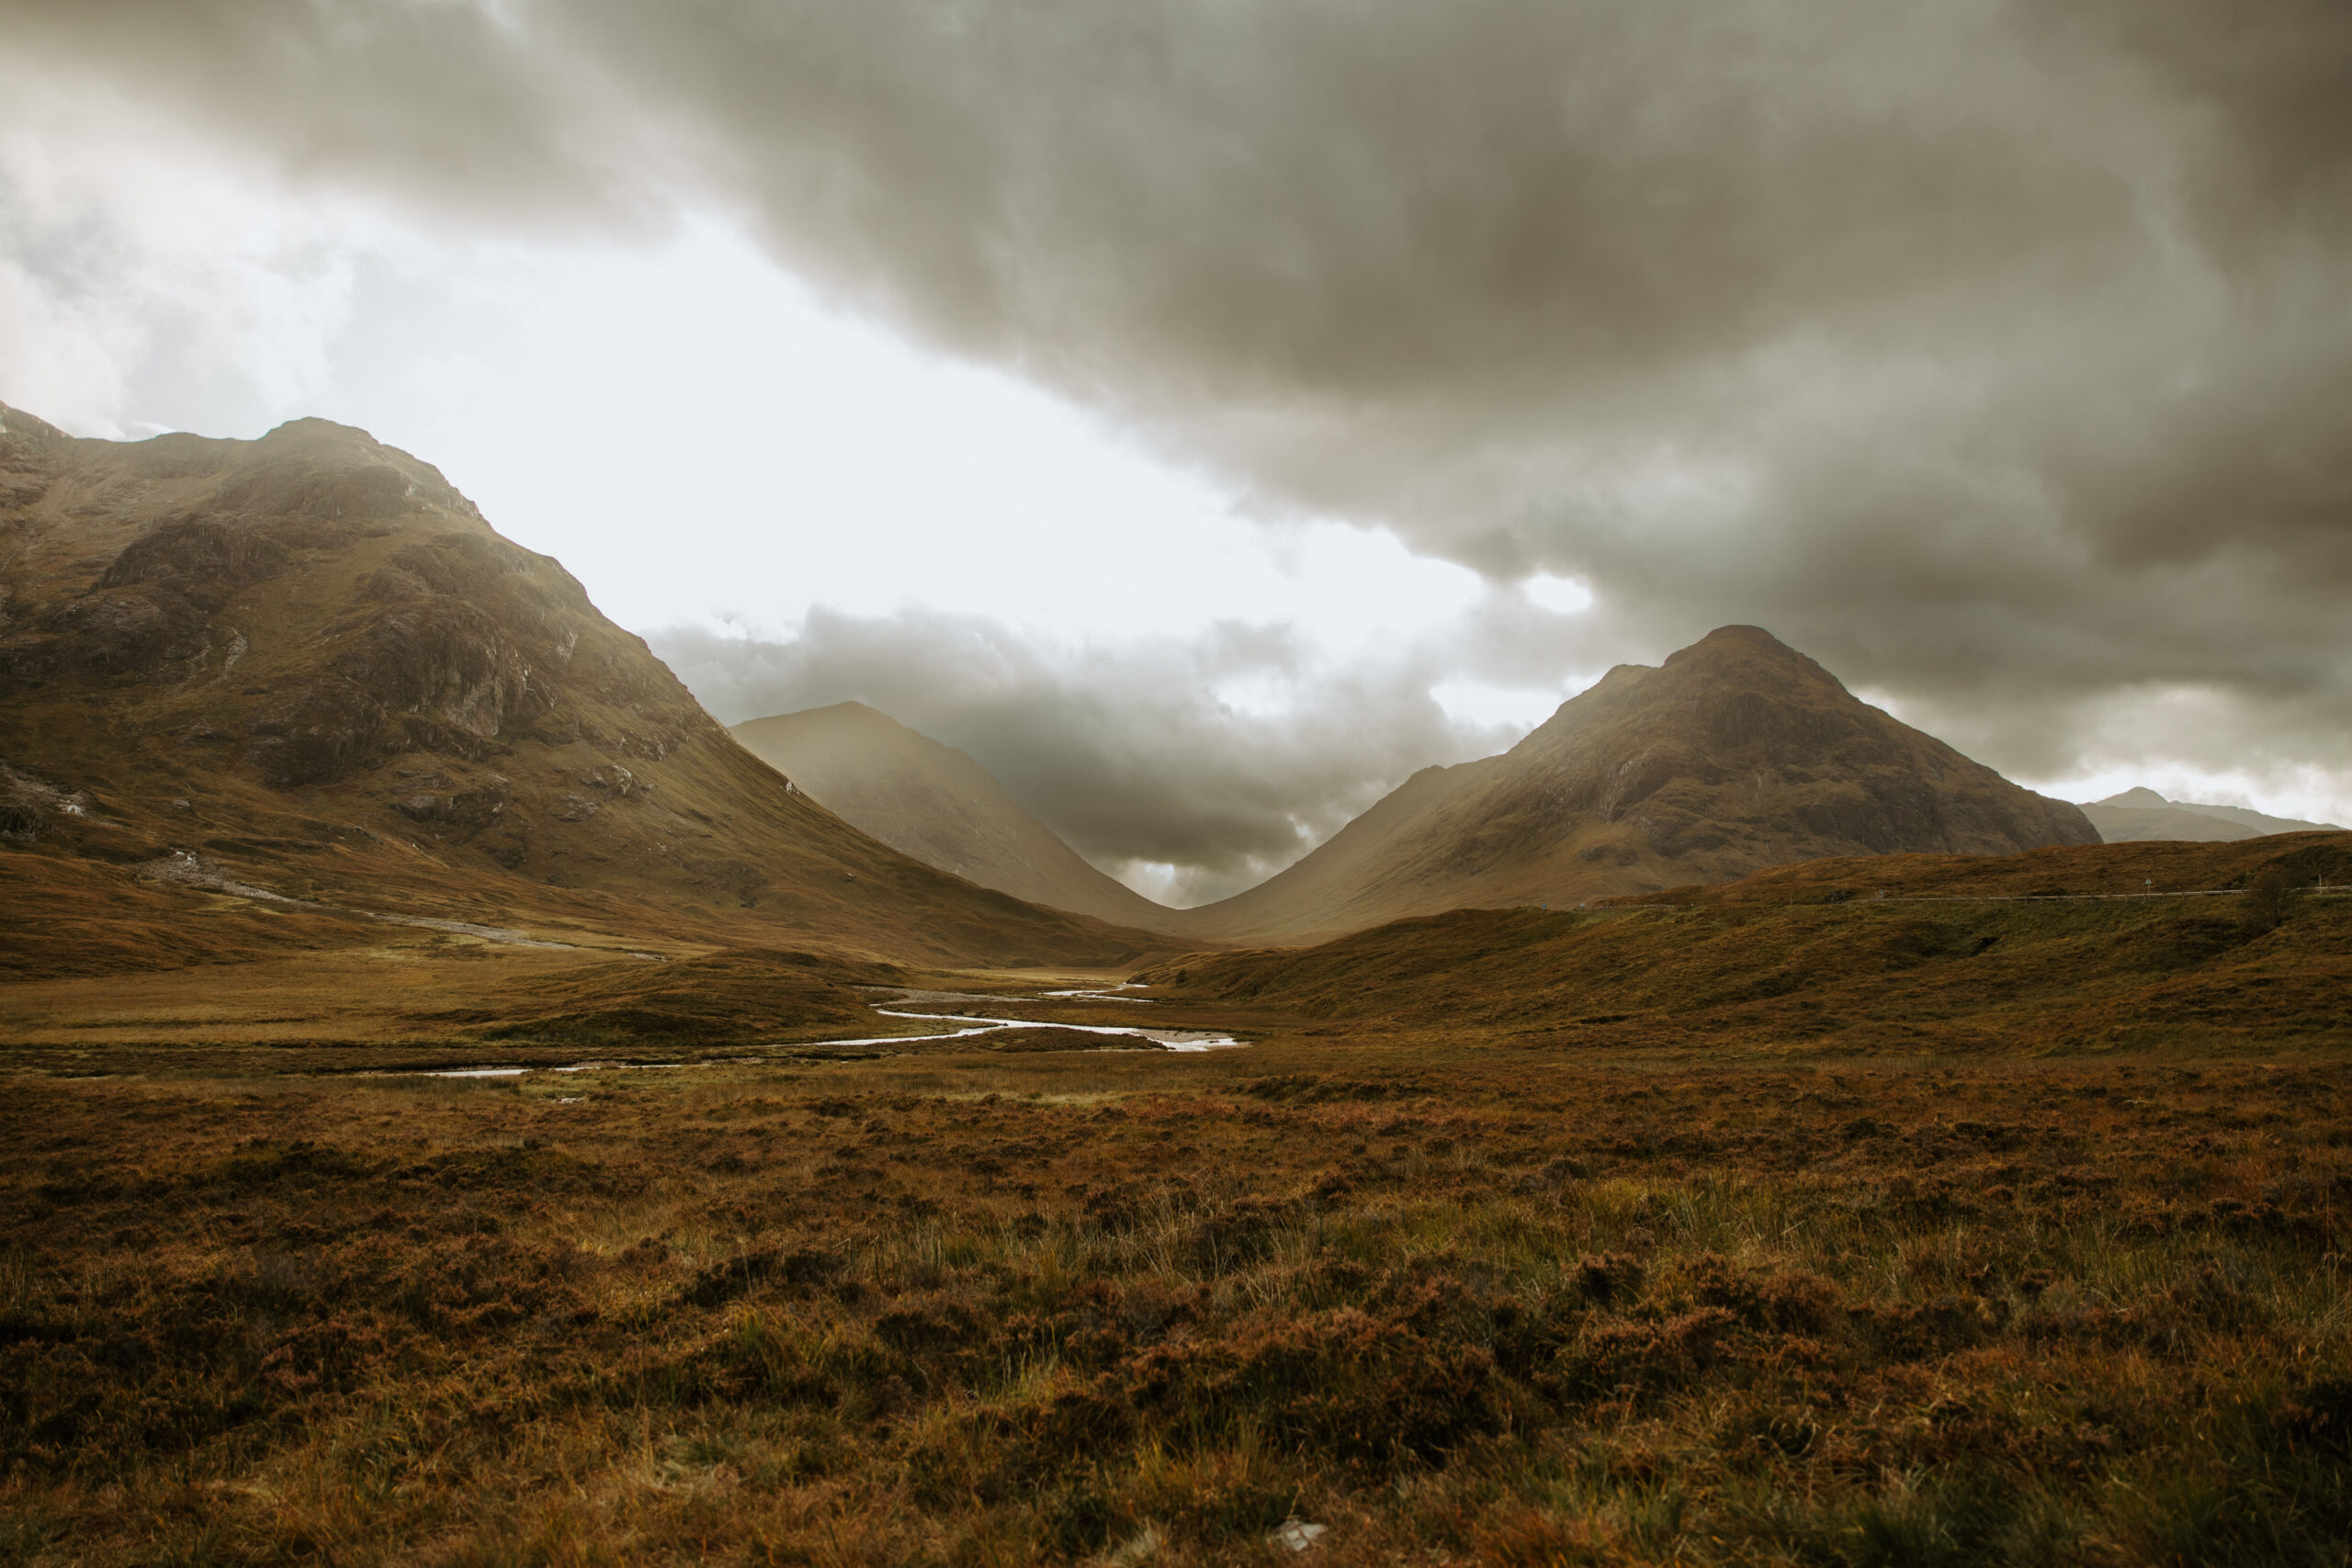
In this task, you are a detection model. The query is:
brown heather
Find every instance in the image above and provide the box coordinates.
[3,836,2350,1566]
[4,1050,2349,1565]
[2,407,2346,1562]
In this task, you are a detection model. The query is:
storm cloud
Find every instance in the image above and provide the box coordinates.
[8,0,2352,863]
[655,610,1534,907]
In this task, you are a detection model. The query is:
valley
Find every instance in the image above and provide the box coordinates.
[7,960,2349,1565]
[6,827,2349,1562]
[739,627,2104,945]
[9,4,2350,1560]
[0,404,1178,976]
[5,406,2347,1565]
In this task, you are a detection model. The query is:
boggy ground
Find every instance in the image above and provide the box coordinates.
[5,1030,2350,1566]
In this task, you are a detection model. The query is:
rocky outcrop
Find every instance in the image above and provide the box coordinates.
[0,412,714,794]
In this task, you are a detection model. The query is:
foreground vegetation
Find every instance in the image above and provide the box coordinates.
[6,836,2348,1562]
[6,1034,2349,1565]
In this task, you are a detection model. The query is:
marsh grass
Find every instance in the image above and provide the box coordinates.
[3,1043,2348,1565]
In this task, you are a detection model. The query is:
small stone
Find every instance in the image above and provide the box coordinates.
[1270,1517,1328,1552]
[395,793,451,822]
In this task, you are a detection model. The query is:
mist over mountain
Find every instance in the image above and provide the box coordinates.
[11,15,2352,1561]
[6,1,2348,840]
[1169,626,2098,943]
[2082,787,2342,844]
[0,403,1168,969]
[719,626,2099,948]
[656,612,1524,907]
[731,702,1178,930]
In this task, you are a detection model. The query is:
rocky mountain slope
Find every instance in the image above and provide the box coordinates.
[1166,626,2100,943]
[2082,786,2339,843]
[0,402,1173,971]
[731,702,1177,929]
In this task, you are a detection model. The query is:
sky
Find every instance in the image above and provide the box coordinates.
[2,1,2346,904]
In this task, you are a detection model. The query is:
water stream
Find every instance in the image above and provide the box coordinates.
[383,984,1238,1079]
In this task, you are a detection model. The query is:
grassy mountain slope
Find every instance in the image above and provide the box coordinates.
[0,403,1173,973]
[731,702,1179,930]
[1170,625,2099,944]
[1139,833,2352,1054]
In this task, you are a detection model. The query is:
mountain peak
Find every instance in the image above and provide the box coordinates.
[256,416,384,450]
[1184,624,2097,941]
[806,700,906,728]
[1661,623,1846,687]
[0,400,1169,967]
[2082,787,2341,841]
[1694,623,1792,650]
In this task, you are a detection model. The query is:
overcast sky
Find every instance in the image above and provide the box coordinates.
[3,1,2346,902]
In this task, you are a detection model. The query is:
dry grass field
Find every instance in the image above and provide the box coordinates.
[5,836,2350,1565]
[6,1030,2350,1562]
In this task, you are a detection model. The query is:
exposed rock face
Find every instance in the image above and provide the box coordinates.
[0,411,705,819]
[1170,626,2100,943]
[0,412,651,784]
[0,402,1167,966]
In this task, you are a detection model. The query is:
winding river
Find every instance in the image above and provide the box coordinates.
[399,983,1239,1078]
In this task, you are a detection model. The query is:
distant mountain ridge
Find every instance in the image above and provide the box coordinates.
[747,626,2099,948]
[731,703,1178,930]
[2083,787,2340,844]
[0,401,1170,970]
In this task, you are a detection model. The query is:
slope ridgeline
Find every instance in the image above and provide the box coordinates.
[731,702,1179,931]
[1163,625,2100,944]
[0,401,1172,971]
[2082,786,2340,843]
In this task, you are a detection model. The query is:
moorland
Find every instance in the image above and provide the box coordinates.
[6,835,2351,1566]
[5,404,2349,1563]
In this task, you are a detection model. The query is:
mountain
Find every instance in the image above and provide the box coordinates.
[1168,625,2100,943]
[2082,786,2340,843]
[0,402,1171,972]
[730,702,1180,930]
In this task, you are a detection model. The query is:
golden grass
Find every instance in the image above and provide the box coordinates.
[5,835,2347,1562]
[4,1026,2348,1565]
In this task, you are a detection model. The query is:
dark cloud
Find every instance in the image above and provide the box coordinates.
[653,610,1529,906]
[0,0,632,227]
[11,0,2352,824]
